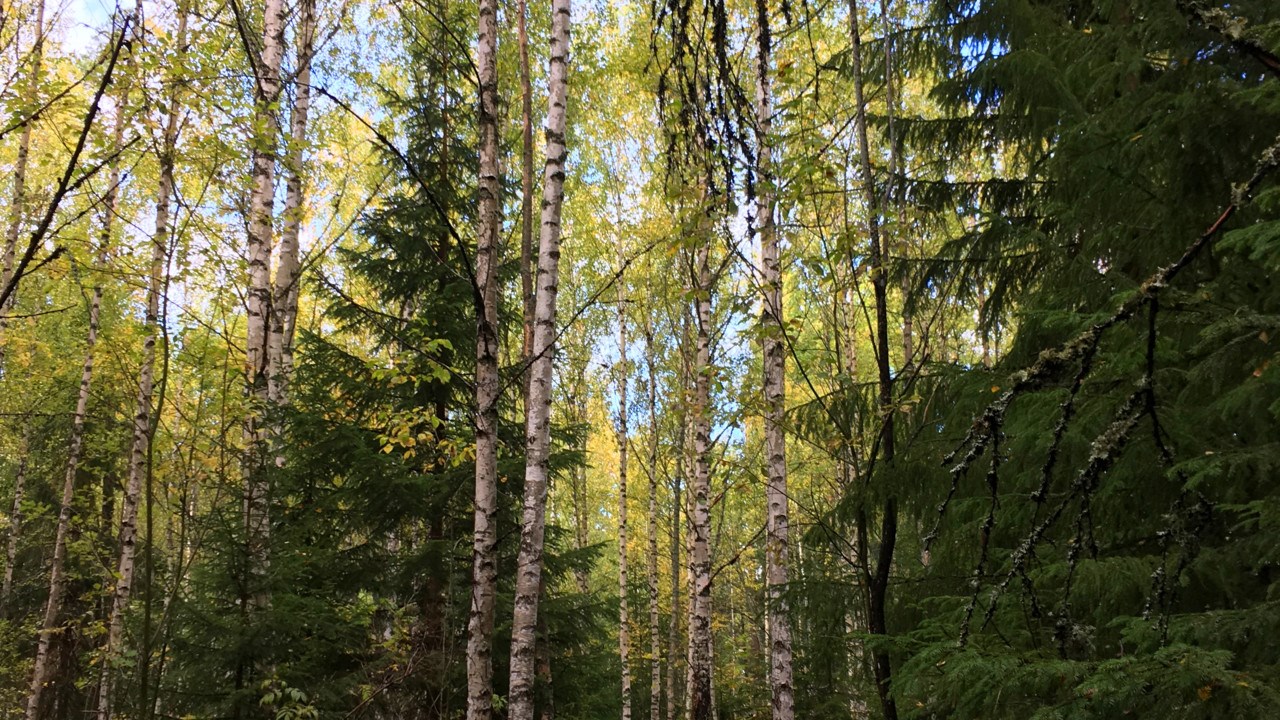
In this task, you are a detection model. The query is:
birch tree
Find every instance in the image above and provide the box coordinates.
[687,235,714,720]
[755,3,794,716]
[506,0,571,714]
[241,0,287,615]
[95,5,188,716]
[616,265,633,720]
[27,21,133,715]
[466,0,502,710]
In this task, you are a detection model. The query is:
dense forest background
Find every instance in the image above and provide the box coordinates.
[0,0,1278,718]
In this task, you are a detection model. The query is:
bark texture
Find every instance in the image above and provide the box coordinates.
[243,0,287,615]
[465,0,502,712]
[27,69,129,720]
[96,7,188,716]
[755,6,795,716]
[687,240,714,720]
[617,266,633,720]
[267,0,317,411]
[506,0,570,715]
[645,325,661,720]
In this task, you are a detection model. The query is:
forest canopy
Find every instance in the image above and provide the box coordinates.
[0,0,1278,719]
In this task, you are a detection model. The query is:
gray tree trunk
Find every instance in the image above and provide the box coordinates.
[617,264,633,720]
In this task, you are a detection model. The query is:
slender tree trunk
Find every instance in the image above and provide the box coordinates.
[517,0,535,367]
[96,7,187,715]
[466,0,502,710]
[848,2,899,717]
[268,0,316,412]
[572,384,591,594]
[243,0,287,617]
[755,8,795,717]
[645,325,661,720]
[0,0,45,359]
[616,268,633,720]
[27,69,130,720]
[1,424,30,616]
[506,0,570,715]
[688,239,714,720]
[665,412,685,720]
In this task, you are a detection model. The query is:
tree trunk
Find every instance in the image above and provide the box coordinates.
[572,383,591,595]
[518,0,535,368]
[27,67,130,719]
[95,6,187,715]
[466,0,502,711]
[1,424,30,616]
[1,0,44,311]
[617,265,633,720]
[688,239,714,720]
[0,0,46,362]
[755,7,795,717]
[665,410,685,720]
[268,0,317,412]
[848,2,898,717]
[243,0,287,618]
[506,0,570,715]
[645,324,661,720]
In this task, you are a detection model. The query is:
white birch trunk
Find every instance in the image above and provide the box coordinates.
[95,6,188,715]
[267,0,316,413]
[755,9,795,717]
[27,74,128,719]
[243,0,287,613]
[466,0,502,711]
[506,0,570,715]
[688,241,714,720]
[645,326,661,720]
[617,272,633,720]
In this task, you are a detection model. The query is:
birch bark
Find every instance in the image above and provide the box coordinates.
[465,0,502,711]
[27,51,131,719]
[755,6,794,716]
[506,0,570,714]
[243,0,287,614]
[645,324,661,720]
[268,0,317,411]
[688,240,714,720]
[96,6,188,717]
[616,265,633,720]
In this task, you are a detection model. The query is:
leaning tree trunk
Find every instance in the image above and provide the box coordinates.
[466,0,502,711]
[1,425,31,616]
[95,6,188,716]
[688,239,714,720]
[27,67,130,720]
[506,0,570,715]
[267,0,316,413]
[644,323,661,720]
[848,1,899,718]
[242,0,286,618]
[755,5,795,717]
[616,264,633,720]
